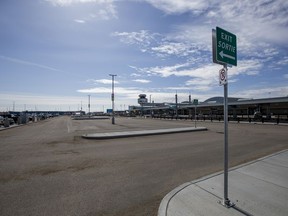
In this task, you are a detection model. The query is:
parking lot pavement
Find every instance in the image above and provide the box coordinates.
[158,149,288,216]
[1,116,287,216]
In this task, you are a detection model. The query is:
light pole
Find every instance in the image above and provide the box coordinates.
[88,95,91,118]
[175,92,178,119]
[109,74,117,124]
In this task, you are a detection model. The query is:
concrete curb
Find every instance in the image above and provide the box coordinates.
[158,172,224,216]
[0,122,33,132]
[158,149,288,216]
[82,127,207,139]
[72,117,110,120]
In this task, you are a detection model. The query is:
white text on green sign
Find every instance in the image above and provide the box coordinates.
[216,27,237,66]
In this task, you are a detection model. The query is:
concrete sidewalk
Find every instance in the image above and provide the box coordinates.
[158,149,288,216]
[82,127,207,139]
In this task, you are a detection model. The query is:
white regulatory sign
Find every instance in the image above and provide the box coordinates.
[219,68,227,85]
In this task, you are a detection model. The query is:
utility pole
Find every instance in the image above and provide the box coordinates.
[88,95,91,118]
[189,93,192,119]
[109,74,117,124]
[175,92,178,119]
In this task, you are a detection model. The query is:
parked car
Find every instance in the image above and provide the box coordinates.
[0,116,4,126]
[253,111,262,119]
[9,118,15,125]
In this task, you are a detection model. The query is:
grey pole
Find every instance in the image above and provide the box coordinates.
[175,92,178,119]
[194,104,197,128]
[88,95,91,118]
[109,74,117,124]
[223,64,233,207]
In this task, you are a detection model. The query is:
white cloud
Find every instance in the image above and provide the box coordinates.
[219,1,288,54]
[166,25,212,52]
[229,59,263,76]
[112,30,158,47]
[131,59,263,92]
[130,73,142,77]
[151,42,200,57]
[46,0,118,21]
[134,59,262,80]
[145,0,210,15]
[74,19,86,23]
[0,93,88,112]
[113,30,206,59]
[133,79,151,83]
[185,78,215,91]
[76,86,204,104]
[0,55,64,73]
[87,79,119,84]
[46,0,114,7]
[48,0,288,102]
[78,87,110,94]
[142,63,191,77]
[277,56,288,65]
[166,87,191,91]
[144,0,288,43]
[137,0,288,60]
[77,86,141,96]
[113,1,286,96]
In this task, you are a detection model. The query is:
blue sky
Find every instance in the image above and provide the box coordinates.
[0,0,288,112]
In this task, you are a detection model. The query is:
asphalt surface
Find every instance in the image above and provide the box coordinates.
[0,116,287,216]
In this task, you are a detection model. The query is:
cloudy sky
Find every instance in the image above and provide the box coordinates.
[1,0,288,112]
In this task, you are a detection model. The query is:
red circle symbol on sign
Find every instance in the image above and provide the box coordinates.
[220,69,226,81]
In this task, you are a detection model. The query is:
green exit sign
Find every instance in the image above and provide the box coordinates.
[216,27,237,66]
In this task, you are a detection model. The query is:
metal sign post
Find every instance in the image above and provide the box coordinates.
[222,65,233,207]
[213,27,237,208]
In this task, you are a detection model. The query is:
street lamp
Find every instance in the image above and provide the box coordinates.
[109,74,117,124]
[88,95,91,118]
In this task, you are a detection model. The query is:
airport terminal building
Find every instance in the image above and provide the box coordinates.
[129,95,288,123]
